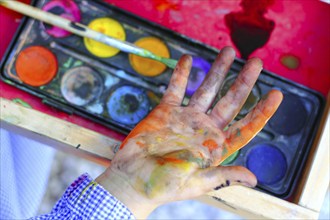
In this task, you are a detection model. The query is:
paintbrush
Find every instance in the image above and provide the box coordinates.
[0,0,178,69]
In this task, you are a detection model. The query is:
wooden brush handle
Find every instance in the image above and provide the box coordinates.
[0,0,152,57]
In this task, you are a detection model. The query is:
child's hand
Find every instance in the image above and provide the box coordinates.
[96,47,283,219]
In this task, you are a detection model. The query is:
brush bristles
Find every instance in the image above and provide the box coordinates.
[161,58,178,69]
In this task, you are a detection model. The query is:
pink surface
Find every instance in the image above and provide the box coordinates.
[1,0,329,139]
[108,0,330,96]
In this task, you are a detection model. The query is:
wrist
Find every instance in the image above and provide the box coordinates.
[95,169,158,219]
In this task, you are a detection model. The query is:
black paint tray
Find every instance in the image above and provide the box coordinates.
[0,0,325,198]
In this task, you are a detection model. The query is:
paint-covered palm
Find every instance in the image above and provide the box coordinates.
[96,47,283,219]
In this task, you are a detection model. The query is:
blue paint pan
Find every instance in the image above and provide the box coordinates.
[246,144,287,185]
[269,93,308,135]
[107,85,150,125]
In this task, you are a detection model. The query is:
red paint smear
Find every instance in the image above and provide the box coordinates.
[225,0,275,59]
[153,0,180,12]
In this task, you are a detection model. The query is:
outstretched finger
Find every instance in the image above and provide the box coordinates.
[161,55,192,105]
[210,58,263,129]
[188,47,236,112]
[219,90,283,163]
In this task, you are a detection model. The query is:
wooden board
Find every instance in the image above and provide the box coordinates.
[0,97,117,166]
[199,186,318,219]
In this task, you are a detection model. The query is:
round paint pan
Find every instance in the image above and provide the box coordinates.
[268,93,308,135]
[220,150,240,166]
[129,36,170,77]
[246,143,287,185]
[107,85,150,125]
[218,74,261,116]
[42,0,81,38]
[15,46,58,86]
[60,66,103,106]
[185,56,211,97]
[84,17,126,58]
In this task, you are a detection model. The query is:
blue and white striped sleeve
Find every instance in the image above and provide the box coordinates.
[31,173,135,220]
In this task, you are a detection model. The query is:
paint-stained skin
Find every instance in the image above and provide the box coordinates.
[213,180,231,191]
[189,49,235,111]
[106,47,283,203]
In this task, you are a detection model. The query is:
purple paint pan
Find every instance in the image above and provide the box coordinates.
[185,56,211,97]
[42,0,81,38]
[269,93,308,135]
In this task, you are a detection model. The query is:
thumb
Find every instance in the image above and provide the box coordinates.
[192,165,257,193]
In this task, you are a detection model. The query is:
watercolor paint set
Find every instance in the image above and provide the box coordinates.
[0,0,325,198]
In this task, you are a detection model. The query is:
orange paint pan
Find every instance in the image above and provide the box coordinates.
[15,46,58,86]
